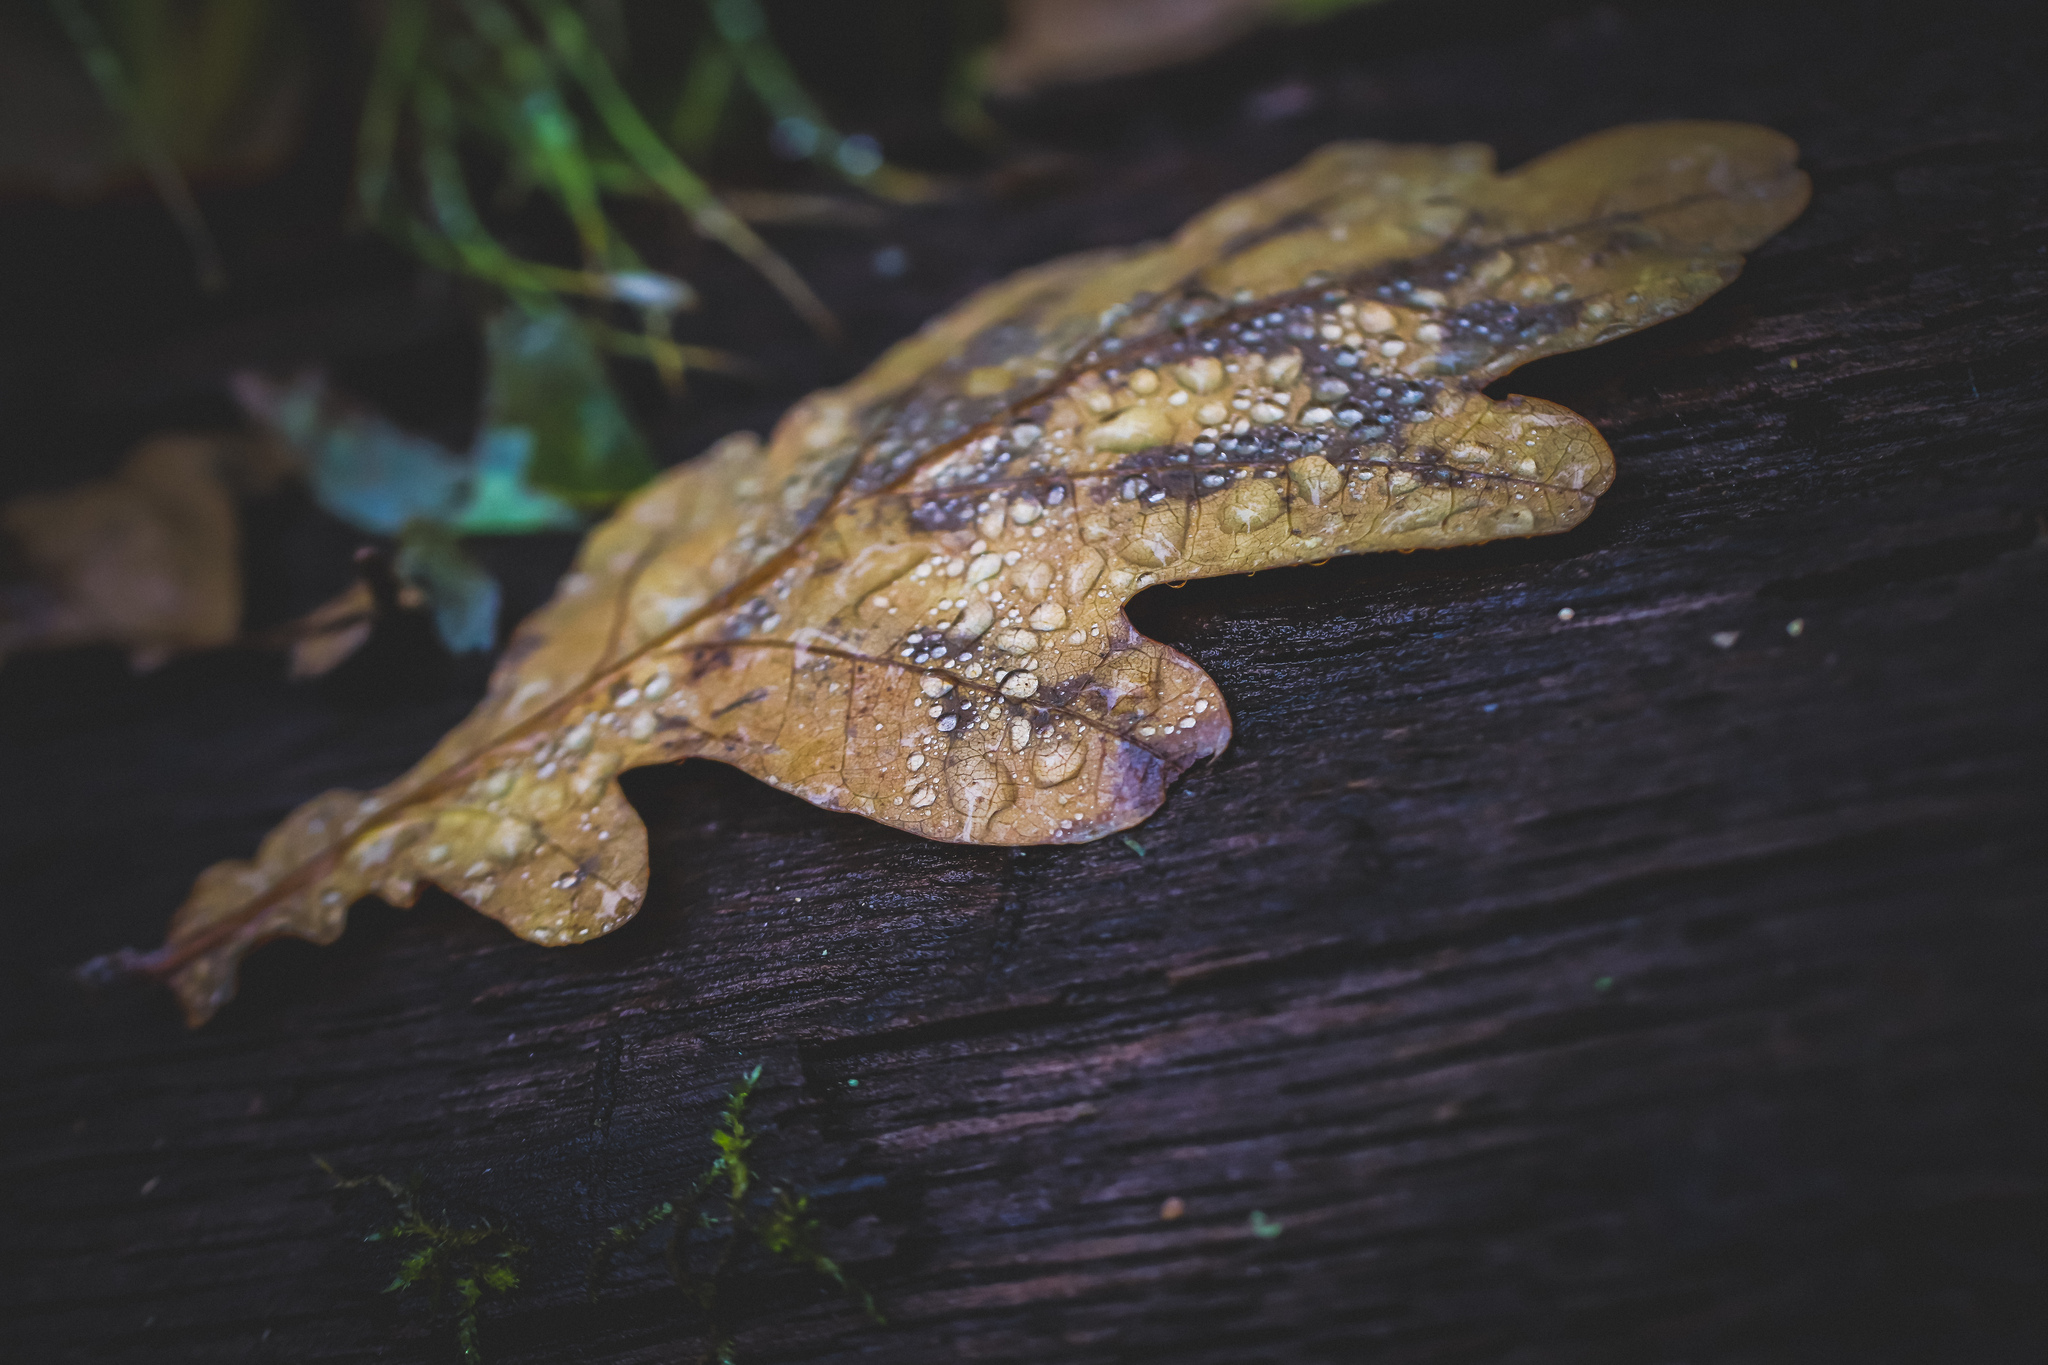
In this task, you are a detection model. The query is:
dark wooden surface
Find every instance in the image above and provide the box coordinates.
[4,1,2045,1361]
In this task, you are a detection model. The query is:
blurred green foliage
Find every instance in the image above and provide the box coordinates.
[39,0,1385,661]
[480,299,654,507]
[47,0,981,375]
[231,293,664,654]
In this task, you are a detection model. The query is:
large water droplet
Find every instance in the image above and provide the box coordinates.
[1033,734,1086,787]
[1227,480,1284,532]
[951,598,995,642]
[1174,357,1223,393]
[1287,455,1343,507]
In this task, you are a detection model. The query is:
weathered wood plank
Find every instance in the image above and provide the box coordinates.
[3,1,2044,1361]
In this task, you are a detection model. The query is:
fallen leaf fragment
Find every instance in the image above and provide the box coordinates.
[277,549,430,681]
[99,123,1809,1024]
[1,437,249,670]
[988,0,1384,94]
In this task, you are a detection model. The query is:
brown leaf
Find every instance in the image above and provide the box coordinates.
[988,0,1294,94]
[277,564,430,681]
[113,123,1808,1024]
[1,437,246,671]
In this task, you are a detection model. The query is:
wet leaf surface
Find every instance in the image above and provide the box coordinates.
[112,122,1808,1024]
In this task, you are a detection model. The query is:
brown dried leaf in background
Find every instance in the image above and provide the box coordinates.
[988,0,1384,94]
[281,580,377,681]
[108,123,1809,1024]
[278,565,430,681]
[0,437,249,671]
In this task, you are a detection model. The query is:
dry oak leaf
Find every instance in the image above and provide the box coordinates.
[108,122,1808,1024]
[1,436,246,671]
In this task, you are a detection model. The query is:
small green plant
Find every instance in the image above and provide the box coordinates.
[590,1066,883,1364]
[317,1158,528,1363]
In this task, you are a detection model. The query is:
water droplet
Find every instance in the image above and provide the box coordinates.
[491,817,537,861]
[1067,549,1106,598]
[1000,672,1040,699]
[1029,602,1068,631]
[1287,455,1343,507]
[835,132,883,178]
[966,553,1003,584]
[571,753,621,801]
[871,244,909,278]
[952,597,995,641]
[920,675,953,698]
[1010,718,1033,751]
[1174,357,1223,392]
[1089,406,1175,453]
[1119,533,1177,567]
[938,714,959,731]
[772,116,821,159]
[1034,734,1086,786]
[1227,480,1284,532]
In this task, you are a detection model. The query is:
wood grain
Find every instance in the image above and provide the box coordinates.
[2,1,2043,1361]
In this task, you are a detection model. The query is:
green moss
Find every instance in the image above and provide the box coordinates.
[590,1066,883,1362]
[316,1158,527,1362]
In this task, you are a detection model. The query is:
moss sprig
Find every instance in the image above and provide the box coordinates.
[317,1158,527,1362]
[589,1066,882,1363]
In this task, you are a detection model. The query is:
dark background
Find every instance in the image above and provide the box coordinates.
[3,0,2044,1360]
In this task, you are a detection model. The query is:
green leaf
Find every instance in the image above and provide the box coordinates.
[453,428,581,534]
[235,372,468,536]
[396,520,500,655]
[481,300,654,508]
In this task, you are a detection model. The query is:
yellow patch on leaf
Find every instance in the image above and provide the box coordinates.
[112,123,1809,1024]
